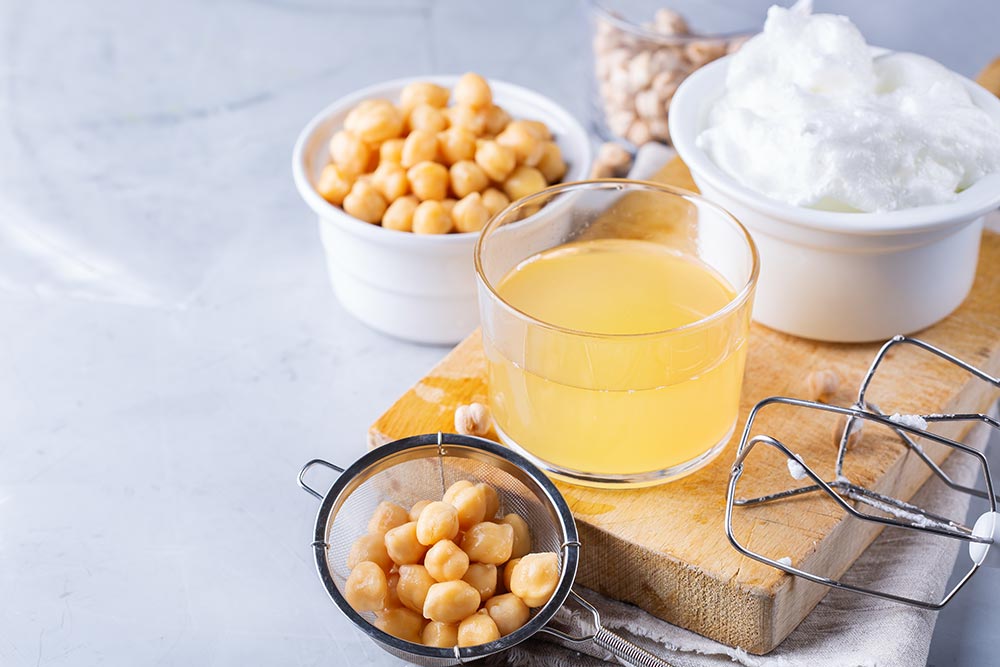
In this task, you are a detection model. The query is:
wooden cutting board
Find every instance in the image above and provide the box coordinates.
[368,158,1000,654]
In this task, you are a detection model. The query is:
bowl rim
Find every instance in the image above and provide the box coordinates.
[292,75,592,248]
[669,53,1000,236]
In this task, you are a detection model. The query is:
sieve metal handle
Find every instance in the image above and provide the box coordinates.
[298,458,345,500]
[539,589,676,667]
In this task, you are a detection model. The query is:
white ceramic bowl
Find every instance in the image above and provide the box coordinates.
[670,56,1000,343]
[293,76,591,345]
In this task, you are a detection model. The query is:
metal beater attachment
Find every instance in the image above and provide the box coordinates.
[725,335,1000,609]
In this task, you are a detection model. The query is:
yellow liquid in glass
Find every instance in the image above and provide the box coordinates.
[486,238,746,479]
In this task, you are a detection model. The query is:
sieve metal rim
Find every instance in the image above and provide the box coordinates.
[308,433,581,661]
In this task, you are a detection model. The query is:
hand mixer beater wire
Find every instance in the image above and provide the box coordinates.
[725,335,1000,609]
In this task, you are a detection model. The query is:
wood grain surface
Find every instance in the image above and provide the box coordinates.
[369,159,1000,653]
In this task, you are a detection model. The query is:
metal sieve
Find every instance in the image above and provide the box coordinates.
[298,432,674,666]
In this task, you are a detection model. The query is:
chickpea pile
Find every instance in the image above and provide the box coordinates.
[344,479,560,648]
[316,73,568,234]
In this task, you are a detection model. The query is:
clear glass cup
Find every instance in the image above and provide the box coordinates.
[474,180,759,488]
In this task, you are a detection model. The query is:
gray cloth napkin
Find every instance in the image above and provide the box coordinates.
[495,413,993,667]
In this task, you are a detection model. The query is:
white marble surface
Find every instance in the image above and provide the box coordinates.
[2,1,998,665]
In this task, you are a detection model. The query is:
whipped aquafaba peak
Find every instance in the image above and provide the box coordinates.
[696,1,1000,213]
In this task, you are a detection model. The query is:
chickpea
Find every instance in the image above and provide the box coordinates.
[409,499,433,522]
[450,484,487,530]
[481,188,511,218]
[374,607,425,644]
[379,138,405,165]
[452,192,490,234]
[408,103,449,133]
[344,561,387,612]
[415,501,459,545]
[381,195,419,232]
[401,130,439,169]
[396,564,436,614]
[536,142,567,184]
[424,540,470,582]
[496,122,544,166]
[384,571,402,609]
[445,105,487,135]
[422,621,459,648]
[500,513,531,559]
[458,609,501,647]
[509,552,559,607]
[461,521,513,565]
[502,558,520,592]
[347,533,393,572]
[441,198,457,218]
[443,480,474,505]
[521,120,552,140]
[477,483,501,520]
[412,200,454,235]
[315,163,354,206]
[329,130,372,176]
[502,166,547,201]
[368,501,410,535]
[485,593,531,636]
[344,99,404,144]
[400,81,450,113]
[422,580,481,624]
[474,140,516,182]
[449,160,489,199]
[370,162,409,202]
[482,105,511,136]
[453,72,493,109]
[437,127,477,166]
[407,161,449,202]
[384,521,428,565]
[462,562,497,601]
[342,181,388,224]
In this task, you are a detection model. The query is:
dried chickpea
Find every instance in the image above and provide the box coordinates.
[370,162,409,202]
[509,552,559,607]
[496,122,544,166]
[536,142,567,183]
[502,165,547,201]
[452,193,490,233]
[450,484,487,530]
[315,163,354,206]
[347,533,393,572]
[462,562,497,601]
[437,127,477,165]
[454,72,493,109]
[443,480,474,504]
[500,513,531,559]
[384,571,402,609]
[502,558,520,592]
[329,130,372,176]
[415,501,460,545]
[461,521,513,565]
[401,130,439,169]
[385,521,428,565]
[445,105,487,135]
[400,81,450,113]
[409,499,433,522]
[422,621,459,648]
[397,564,436,614]
[482,104,511,136]
[412,200,453,235]
[345,561,387,612]
[342,181,388,224]
[475,140,516,181]
[382,195,419,232]
[422,580,481,624]
[458,609,501,647]
[407,161,449,202]
[485,593,530,636]
[374,607,425,644]
[379,138,405,165]
[449,160,489,199]
[481,188,510,217]
[368,501,410,535]
[344,99,404,144]
[424,540,470,582]
[806,369,841,403]
[408,103,449,133]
